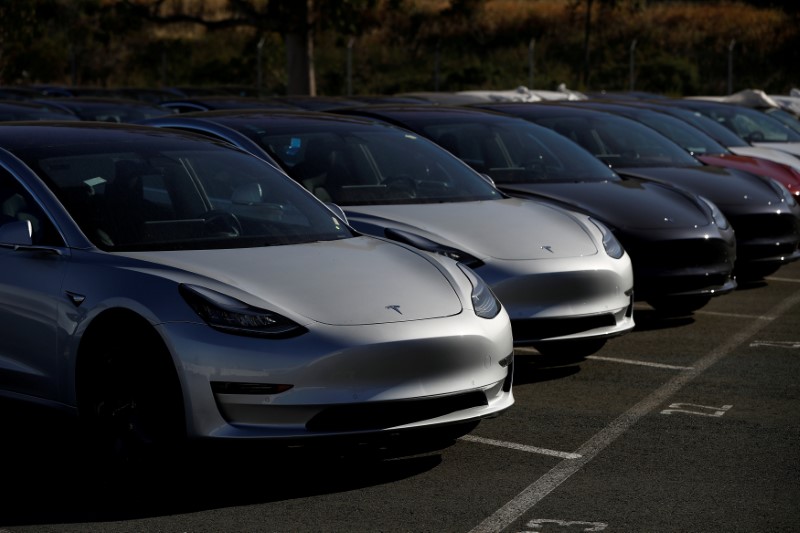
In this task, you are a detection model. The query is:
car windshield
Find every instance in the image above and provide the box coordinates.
[763,108,800,136]
[0,106,79,122]
[71,104,168,122]
[410,117,619,184]
[657,107,750,148]
[233,120,503,206]
[689,104,800,143]
[610,108,730,156]
[15,140,353,251]
[533,113,703,168]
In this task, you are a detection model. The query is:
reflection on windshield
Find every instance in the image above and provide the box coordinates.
[689,105,800,144]
[533,115,703,168]
[623,111,729,156]
[20,142,352,251]
[415,120,619,184]
[245,124,503,206]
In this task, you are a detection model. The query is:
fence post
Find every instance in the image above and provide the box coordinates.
[257,35,266,97]
[434,40,441,92]
[727,39,735,94]
[528,38,535,89]
[347,37,355,96]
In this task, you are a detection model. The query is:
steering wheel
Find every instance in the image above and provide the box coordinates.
[202,210,242,237]
[747,131,765,142]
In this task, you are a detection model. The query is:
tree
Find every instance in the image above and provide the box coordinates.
[128,0,376,95]
[0,0,37,83]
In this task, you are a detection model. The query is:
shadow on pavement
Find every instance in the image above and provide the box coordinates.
[0,398,444,527]
[511,350,583,386]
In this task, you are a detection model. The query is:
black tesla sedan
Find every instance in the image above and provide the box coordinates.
[333,104,737,314]
[473,102,800,281]
[571,100,800,199]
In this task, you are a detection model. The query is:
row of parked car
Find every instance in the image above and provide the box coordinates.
[1,85,798,466]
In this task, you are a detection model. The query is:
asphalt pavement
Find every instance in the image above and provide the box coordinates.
[2,261,799,533]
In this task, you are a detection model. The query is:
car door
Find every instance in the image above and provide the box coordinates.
[0,168,67,401]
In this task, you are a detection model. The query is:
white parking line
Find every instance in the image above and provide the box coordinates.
[749,340,800,349]
[695,310,773,320]
[460,435,582,460]
[765,276,800,283]
[468,289,800,533]
[586,355,693,370]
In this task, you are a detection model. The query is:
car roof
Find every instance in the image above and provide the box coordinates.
[160,96,299,109]
[334,103,535,127]
[0,121,229,151]
[35,96,161,107]
[472,101,619,120]
[155,108,391,129]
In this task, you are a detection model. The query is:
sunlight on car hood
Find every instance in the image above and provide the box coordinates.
[118,236,463,326]
[347,198,598,260]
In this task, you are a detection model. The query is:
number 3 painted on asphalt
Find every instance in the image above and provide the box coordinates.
[660,403,733,417]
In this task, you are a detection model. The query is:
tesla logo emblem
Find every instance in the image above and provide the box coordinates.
[541,245,554,253]
[386,305,403,315]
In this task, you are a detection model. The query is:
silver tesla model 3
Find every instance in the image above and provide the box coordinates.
[142,111,636,357]
[0,122,514,461]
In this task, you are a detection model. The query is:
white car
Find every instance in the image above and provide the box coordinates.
[0,122,514,463]
[143,111,636,357]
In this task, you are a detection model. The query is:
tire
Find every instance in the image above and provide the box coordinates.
[646,294,712,316]
[78,326,185,469]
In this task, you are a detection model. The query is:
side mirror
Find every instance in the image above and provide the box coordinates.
[0,219,33,246]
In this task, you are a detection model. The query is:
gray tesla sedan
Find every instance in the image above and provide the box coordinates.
[0,122,514,463]
[142,111,636,358]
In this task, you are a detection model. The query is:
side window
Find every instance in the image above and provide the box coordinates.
[0,167,62,246]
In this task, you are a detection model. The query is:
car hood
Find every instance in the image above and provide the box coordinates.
[497,178,711,230]
[616,165,782,208]
[752,141,800,158]
[119,236,463,326]
[344,198,598,260]
[728,145,800,174]
[697,153,800,195]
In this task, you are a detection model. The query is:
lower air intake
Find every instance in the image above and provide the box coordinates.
[306,390,488,432]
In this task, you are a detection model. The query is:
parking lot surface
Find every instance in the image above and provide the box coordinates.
[2,262,799,533]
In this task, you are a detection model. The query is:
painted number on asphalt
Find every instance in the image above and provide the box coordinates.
[660,403,732,417]
[519,518,608,532]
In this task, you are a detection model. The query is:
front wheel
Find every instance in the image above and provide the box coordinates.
[78,330,185,468]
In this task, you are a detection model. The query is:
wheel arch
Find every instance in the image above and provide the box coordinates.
[74,307,185,424]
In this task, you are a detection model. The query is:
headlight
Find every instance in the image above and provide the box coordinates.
[180,284,307,338]
[765,178,797,208]
[589,218,625,259]
[698,196,730,230]
[457,264,501,319]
